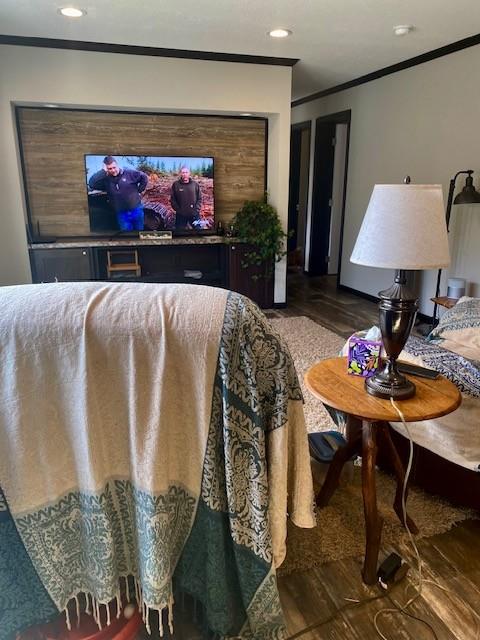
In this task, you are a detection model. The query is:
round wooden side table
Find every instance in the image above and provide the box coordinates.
[305,357,461,585]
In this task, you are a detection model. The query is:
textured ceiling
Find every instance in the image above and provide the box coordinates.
[1,0,480,100]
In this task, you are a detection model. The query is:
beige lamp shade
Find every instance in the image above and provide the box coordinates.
[350,184,450,270]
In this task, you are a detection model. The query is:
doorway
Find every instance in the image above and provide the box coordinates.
[308,110,350,280]
[287,121,311,273]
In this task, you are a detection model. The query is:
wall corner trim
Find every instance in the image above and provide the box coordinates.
[292,32,480,107]
[0,34,299,67]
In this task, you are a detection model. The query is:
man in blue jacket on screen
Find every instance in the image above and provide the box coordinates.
[88,156,148,231]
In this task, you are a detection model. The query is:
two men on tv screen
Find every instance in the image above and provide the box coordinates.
[88,156,202,231]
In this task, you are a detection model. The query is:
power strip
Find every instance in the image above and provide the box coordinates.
[377,553,410,590]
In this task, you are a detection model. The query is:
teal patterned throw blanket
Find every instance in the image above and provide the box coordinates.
[0,283,314,640]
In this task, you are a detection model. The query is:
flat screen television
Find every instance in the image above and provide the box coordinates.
[85,155,214,234]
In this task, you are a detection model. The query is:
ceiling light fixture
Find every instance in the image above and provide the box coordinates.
[240,113,253,117]
[59,7,86,17]
[268,28,292,38]
[393,24,413,36]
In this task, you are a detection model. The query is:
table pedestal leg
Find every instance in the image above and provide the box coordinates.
[315,415,361,508]
[361,420,383,585]
[379,422,419,534]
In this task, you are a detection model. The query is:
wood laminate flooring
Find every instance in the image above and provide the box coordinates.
[266,273,379,338]
[278,520,480,640]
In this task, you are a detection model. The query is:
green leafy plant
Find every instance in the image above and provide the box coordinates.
[232,197,291,277]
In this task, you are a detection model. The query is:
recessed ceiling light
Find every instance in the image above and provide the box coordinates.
[59,7,86,17]
[268,28,292,38]
[393,24,414,36]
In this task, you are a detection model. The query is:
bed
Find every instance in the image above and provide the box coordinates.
[0,282,315,640]
[384,296,480,510]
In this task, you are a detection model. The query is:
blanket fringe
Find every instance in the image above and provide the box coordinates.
[62,576,175,637]
[145,606,150,635]
[84,592,91,615]
[74,594,80,628]
[64,605,71,632]
[93,600,97,627]
[168,594,175,635]
[125,575,132,603]
[135,577,141,611]
[96,599,100,628]
[159,607,164,637]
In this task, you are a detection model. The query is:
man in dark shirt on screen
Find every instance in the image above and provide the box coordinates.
[170,166,202,229]
[88,156,148,231]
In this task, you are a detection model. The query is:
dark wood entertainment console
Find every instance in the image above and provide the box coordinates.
[29,236,274,308]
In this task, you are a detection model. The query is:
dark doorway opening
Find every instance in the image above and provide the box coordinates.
[308,110,351,281]
[287,121,311,274]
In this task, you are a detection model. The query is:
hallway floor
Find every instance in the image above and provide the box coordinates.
[267,272,379,338]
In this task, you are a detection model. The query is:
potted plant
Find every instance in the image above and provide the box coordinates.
[231,196,290,278]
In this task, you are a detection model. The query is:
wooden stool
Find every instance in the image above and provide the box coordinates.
[107,250,141,279]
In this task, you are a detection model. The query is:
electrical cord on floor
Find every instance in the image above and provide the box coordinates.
[286,397,479,640]
[371,398,435,640]
[284,582,441,640]
[373,398,479,640]
[285,399,430,640]
[284,591,390,640]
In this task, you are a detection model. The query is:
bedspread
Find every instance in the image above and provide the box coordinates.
[390,335,480,470]
[0,282,315,640]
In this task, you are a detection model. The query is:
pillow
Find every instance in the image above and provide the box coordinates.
[429,296,480,359]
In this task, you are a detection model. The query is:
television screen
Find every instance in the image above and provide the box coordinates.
[85,155,214,233]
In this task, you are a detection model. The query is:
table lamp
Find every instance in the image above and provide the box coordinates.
[351,180,450,399]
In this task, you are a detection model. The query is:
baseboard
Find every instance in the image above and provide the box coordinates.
[273,302,287,309]
[337,283,378,304]
[337,285,434,324]
[416,311,433,324]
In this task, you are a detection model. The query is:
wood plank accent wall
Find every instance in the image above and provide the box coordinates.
[17,108,267,237]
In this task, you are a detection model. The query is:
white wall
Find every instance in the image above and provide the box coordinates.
[292,44,480,315]
[0,44,291,303]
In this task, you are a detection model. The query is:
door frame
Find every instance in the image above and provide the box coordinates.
[288,120,312,257]
[310,110,351,285]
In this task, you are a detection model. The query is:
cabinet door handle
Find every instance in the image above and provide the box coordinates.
[82,251,87,256]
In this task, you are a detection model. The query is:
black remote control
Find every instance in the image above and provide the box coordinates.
[397,361,439,379]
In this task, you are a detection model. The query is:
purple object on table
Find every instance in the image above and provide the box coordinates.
[348,336,382,377]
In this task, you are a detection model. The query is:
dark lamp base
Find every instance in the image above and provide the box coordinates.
[370,269,419,401]
[365,369,416,400]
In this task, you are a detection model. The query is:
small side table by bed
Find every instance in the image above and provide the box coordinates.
[430,296,457,310]
[305,357,461,585]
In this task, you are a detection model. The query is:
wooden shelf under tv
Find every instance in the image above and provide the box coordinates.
[28,237,274,309]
